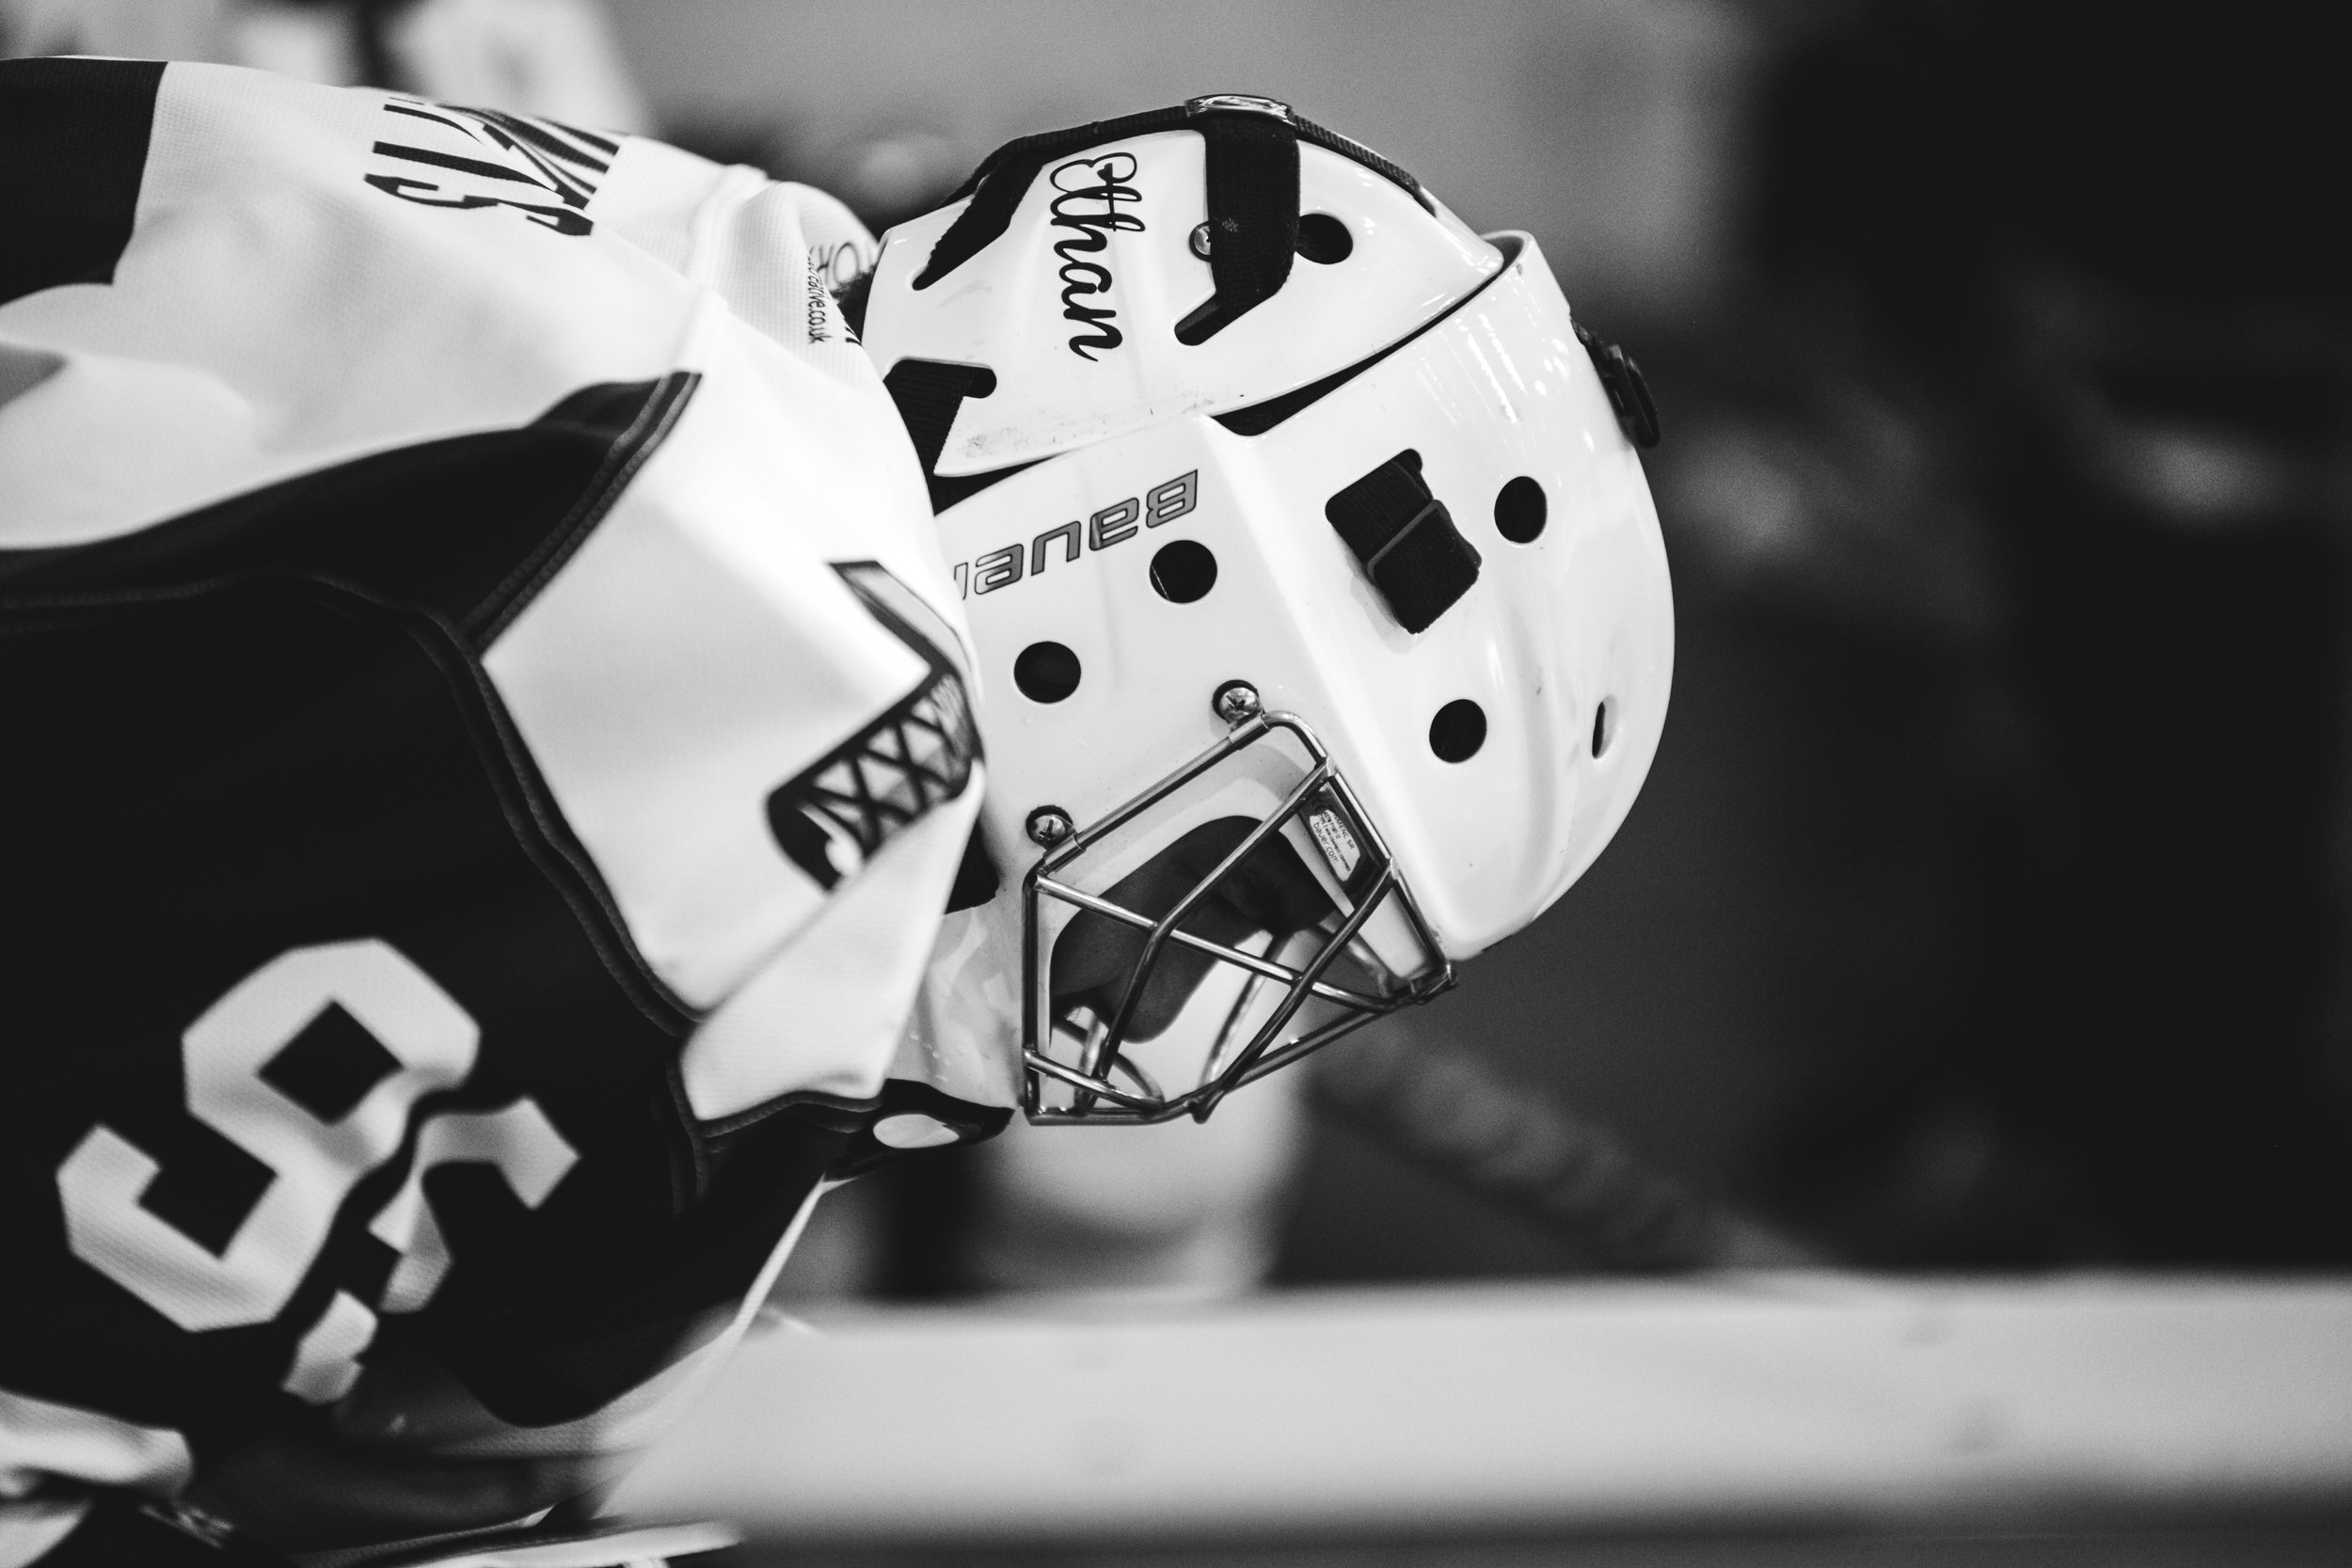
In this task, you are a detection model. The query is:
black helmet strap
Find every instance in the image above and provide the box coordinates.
[1172,108,1296,345]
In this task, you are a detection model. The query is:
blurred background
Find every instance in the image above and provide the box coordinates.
[11,0,2345,1292]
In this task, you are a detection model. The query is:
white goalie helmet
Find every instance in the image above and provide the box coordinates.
[861,97,1672,1124]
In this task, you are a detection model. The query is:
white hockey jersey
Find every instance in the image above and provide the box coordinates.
[0,56,1011,1565]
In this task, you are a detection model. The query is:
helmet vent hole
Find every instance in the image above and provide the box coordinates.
[1593,699,1614,757]
[1429,700,1486,763]
[1150,539,1219,603]
[1014,641,1083,704]
[1295,213,1354,264]
[1494,476,1547,543]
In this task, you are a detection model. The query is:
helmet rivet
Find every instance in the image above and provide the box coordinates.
[1025,805,1075,847]
[1212,681,1263,726]
[1188,222,1213,261]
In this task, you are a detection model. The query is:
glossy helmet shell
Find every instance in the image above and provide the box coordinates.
[864,100,1672,1116]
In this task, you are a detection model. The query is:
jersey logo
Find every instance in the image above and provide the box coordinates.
[805,242,869,347]
[364,97,616,237]
[767,563,978,890]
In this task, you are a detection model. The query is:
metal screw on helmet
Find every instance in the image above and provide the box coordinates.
[1189,223,1214,261]
[1025,805,1075,847]
[1212,681,1263,726]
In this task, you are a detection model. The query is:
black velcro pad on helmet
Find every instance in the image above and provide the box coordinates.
[1326,451,1482,634]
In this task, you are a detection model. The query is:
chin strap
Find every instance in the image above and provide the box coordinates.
[913,96,1427,345]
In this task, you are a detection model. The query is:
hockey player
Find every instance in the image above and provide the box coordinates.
[0,60,1670,1565]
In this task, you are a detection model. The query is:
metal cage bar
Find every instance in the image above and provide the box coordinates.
[1020,705,1454,1124]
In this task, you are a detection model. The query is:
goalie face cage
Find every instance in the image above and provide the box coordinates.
[1021,690,1454,1125]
